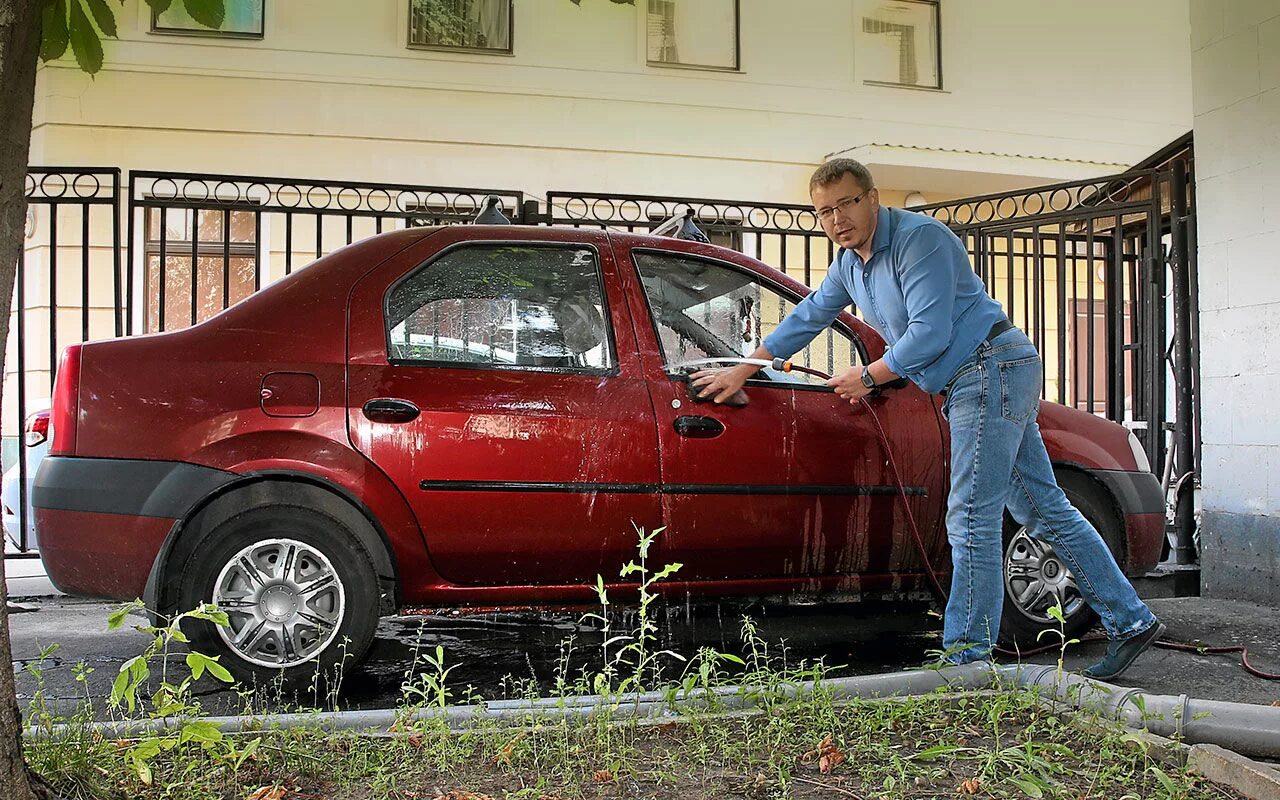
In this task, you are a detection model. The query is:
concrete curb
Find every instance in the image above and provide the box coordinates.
[1186,743,1280,800]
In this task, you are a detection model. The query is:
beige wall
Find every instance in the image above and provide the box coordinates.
[29,0,1192,201]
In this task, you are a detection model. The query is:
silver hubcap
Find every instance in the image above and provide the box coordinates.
[213,539,346,669]
[1004,529,1084,624]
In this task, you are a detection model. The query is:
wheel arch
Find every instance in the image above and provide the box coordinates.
[145,471,400,619]
[1049,461,1130,567]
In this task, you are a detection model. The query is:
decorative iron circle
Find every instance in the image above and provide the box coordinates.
[591,198,618,221]
[955,204,974,225]
[72,173,102,198]
[40,174,69,198]
[454,194,479,215]
[974,199,995,223]
[213,181,243,204]
[644,201,670,222]
[1048,188,1072,212]
[368,188,392,213]
[996,196,1018,220]
[181,179,210,202]
[151,177,179,200]
[563,198,590,220]
[619,199,643,222]
[24,173,37,197]
[1024,193,1045,216]
[279,183,303,208]
[337,187,362,211]
[748,207,771,228]
[306,186,333,209]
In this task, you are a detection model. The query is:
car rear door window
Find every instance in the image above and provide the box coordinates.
[386,244,615,372]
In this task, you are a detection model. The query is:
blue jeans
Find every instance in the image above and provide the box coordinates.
[939,327,1157,663]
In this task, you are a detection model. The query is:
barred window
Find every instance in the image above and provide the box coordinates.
[855,0,941,89]
[409,0,513,54]
[647,0,739,71]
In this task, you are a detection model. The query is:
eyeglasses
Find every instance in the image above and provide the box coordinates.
[815,191,869,223]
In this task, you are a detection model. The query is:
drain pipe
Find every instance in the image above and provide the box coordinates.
[29,662,996,740]
[1002,664,1280,761]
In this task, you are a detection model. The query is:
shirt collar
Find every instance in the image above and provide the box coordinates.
[871,206,894,254]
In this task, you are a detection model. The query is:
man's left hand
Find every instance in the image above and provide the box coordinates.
[827,367,873,404]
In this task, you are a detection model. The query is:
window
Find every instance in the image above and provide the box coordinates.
[409,0,513,54]
[387,245,615,372]
[144,208,259,333]
[151,0,265,38]
[647,0,739,71]
[855,0,941,89]
[634,252,860,387]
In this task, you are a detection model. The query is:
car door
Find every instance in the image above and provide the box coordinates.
[616,241,947,591]
[346,227,663,586]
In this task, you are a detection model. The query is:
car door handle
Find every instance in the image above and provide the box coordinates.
[673,415,725,439]
[362,398,420,423]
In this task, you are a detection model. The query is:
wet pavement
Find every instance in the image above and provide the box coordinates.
[7,595,1279,720]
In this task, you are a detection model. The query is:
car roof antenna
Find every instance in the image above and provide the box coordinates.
[652,207,711,244]
[474,195,511,225]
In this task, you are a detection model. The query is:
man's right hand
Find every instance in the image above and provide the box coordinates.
[690,365,756,404]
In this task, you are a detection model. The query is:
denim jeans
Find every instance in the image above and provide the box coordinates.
[940,327,1157,663]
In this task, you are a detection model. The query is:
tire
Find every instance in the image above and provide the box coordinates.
[173,501,381,687]
[997,471,1125,650]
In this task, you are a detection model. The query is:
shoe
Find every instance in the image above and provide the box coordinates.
[1083,621,1166,681]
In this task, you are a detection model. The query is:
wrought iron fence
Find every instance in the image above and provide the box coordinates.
[6,165,1197,562]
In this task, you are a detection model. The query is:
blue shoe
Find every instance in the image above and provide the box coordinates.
[1083,621,1165,681]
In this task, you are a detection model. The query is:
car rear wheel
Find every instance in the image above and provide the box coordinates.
[174,504,380,687]
[997,471,1124,650]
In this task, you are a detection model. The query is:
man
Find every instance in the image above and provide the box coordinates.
[692,159,1163,679]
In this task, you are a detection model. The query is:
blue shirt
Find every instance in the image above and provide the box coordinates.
[763,206,1007,394]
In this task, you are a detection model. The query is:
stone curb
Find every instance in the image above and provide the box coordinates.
[1186,743,1280,800]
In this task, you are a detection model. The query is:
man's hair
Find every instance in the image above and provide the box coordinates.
[810,158,875,194]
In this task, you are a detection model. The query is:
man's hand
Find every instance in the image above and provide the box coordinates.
[826,366,874,405]
[691,365,755,404]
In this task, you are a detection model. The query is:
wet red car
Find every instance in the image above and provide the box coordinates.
[34,225,1164,682]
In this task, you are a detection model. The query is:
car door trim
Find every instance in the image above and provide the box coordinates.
[419,479,926,496]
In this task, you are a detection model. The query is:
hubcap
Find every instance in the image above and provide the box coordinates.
[212,539,346,669]
[1004,528,1084,624]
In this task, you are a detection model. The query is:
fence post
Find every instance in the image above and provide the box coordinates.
[1168,160,1197,565]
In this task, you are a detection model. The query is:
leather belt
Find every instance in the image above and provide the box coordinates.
[986,318,1015,341]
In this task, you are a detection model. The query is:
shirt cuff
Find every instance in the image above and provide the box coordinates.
[882,348,906,379]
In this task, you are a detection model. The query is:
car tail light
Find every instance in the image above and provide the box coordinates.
[49,344,82,456]
[24,410,49,447]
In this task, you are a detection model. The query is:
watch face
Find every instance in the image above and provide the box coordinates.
[861,369,876,388]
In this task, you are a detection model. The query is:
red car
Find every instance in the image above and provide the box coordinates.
[34,225,1165,682]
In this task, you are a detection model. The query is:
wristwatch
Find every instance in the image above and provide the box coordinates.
[860,366,877,389]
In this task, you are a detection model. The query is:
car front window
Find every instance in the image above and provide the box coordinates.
[633,251,860,386]
[386,244,615,372]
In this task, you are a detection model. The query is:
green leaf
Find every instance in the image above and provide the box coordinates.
[107,602,141,630]
[182,0,225,30]
[110,668,130,707]
[67,0,103,74]
[135,761,153,785]
[1149,766,1178,795]
[82,0,118,37]
[41,0,70,61]
[145,0,174,14]
[1008,776,1045,797]
[185,651,207,681]
[912,744,962,761]
[205,659,234,684]
[179,720,224,745]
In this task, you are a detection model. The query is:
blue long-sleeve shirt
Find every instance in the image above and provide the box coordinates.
[763,206,1007,394]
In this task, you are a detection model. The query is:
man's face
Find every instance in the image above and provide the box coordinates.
[812,173,879,252]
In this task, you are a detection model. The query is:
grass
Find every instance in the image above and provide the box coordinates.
[20,528,1247,800]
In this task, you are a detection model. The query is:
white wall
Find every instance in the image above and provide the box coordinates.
[1192,0,1280,603]
[27,0,1193,203]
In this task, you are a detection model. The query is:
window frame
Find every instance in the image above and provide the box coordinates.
[645,0,742,73]
[382,240,620,377]
[149,0,266,39]
[855,0,943,91]
[629,248,869,393]
[406,0,515,57]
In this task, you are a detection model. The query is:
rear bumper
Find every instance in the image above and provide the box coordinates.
[1091,469,1166,575]
[33,456,234,600]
